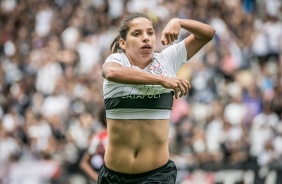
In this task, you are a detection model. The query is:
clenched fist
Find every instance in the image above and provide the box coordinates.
[161,18,181,45]
[161,76,191,99]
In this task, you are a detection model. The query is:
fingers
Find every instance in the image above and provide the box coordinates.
[162,77,191,99]
[176,79,191,98]
[171,34,178,43]
[161,32,179,45]
[174,88,179,99]
[166,34,172,45]
[178,82,185,97]
[161,19,181,45]
[181,80,191,95]
[161,34,167,45]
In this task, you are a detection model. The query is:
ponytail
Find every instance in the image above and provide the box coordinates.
[110,35,123,53]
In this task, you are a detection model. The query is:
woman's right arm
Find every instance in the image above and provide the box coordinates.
[102,62,191,98]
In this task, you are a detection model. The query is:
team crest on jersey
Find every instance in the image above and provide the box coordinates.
[148,59,167,76]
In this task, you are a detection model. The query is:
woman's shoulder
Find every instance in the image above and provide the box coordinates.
[106,52,123,61]
[105,52,128,66]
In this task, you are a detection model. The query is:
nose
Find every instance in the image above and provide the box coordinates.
[142,33,149,42]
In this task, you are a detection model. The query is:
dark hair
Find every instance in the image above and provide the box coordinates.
[110,13,154,53]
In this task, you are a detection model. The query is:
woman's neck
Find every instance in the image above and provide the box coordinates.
[125,53,153,69]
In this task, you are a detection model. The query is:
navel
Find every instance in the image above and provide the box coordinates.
[134,150,138,158]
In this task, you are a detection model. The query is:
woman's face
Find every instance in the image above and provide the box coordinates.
[120,17,156,64]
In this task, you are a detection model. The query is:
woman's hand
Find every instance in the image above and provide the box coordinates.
[161,76,191,99]
[161,18,181,45]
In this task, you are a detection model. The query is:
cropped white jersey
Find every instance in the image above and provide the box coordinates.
[103,40,188,119]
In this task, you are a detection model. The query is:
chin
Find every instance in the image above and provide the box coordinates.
[141,54,153,60]
[141,51,153,56]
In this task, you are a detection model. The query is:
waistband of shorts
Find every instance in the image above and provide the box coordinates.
[103,159,174,178]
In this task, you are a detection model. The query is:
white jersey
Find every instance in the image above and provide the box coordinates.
[103,40,188,119]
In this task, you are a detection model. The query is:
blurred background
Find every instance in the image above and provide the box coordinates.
[0,0,282,183]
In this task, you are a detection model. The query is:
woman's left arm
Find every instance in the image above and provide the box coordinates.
[161,18,216,59]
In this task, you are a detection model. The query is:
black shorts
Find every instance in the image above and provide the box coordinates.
[97,160,177,184]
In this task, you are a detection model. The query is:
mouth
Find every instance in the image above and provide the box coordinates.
[141,45,152,51]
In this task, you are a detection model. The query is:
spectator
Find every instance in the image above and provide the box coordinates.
[80,108,107,183]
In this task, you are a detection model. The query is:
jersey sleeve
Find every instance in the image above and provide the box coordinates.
[160,40,188,73]
[103,53,124,67]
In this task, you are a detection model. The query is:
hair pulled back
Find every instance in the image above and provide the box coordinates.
[110,13,153,53]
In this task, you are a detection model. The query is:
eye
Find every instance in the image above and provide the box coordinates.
[148,31,154,36]
[132,32,140,36]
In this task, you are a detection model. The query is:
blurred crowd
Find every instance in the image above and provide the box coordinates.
[0,0,282,183]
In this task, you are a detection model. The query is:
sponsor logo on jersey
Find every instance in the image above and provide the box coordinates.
[121,94,161,99]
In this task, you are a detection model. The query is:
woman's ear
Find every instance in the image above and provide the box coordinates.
[119,39,126,50]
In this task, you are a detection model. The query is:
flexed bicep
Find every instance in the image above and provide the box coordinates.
[167,18,215,60]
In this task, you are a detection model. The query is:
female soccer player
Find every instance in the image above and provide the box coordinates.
[100,13,215,184]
